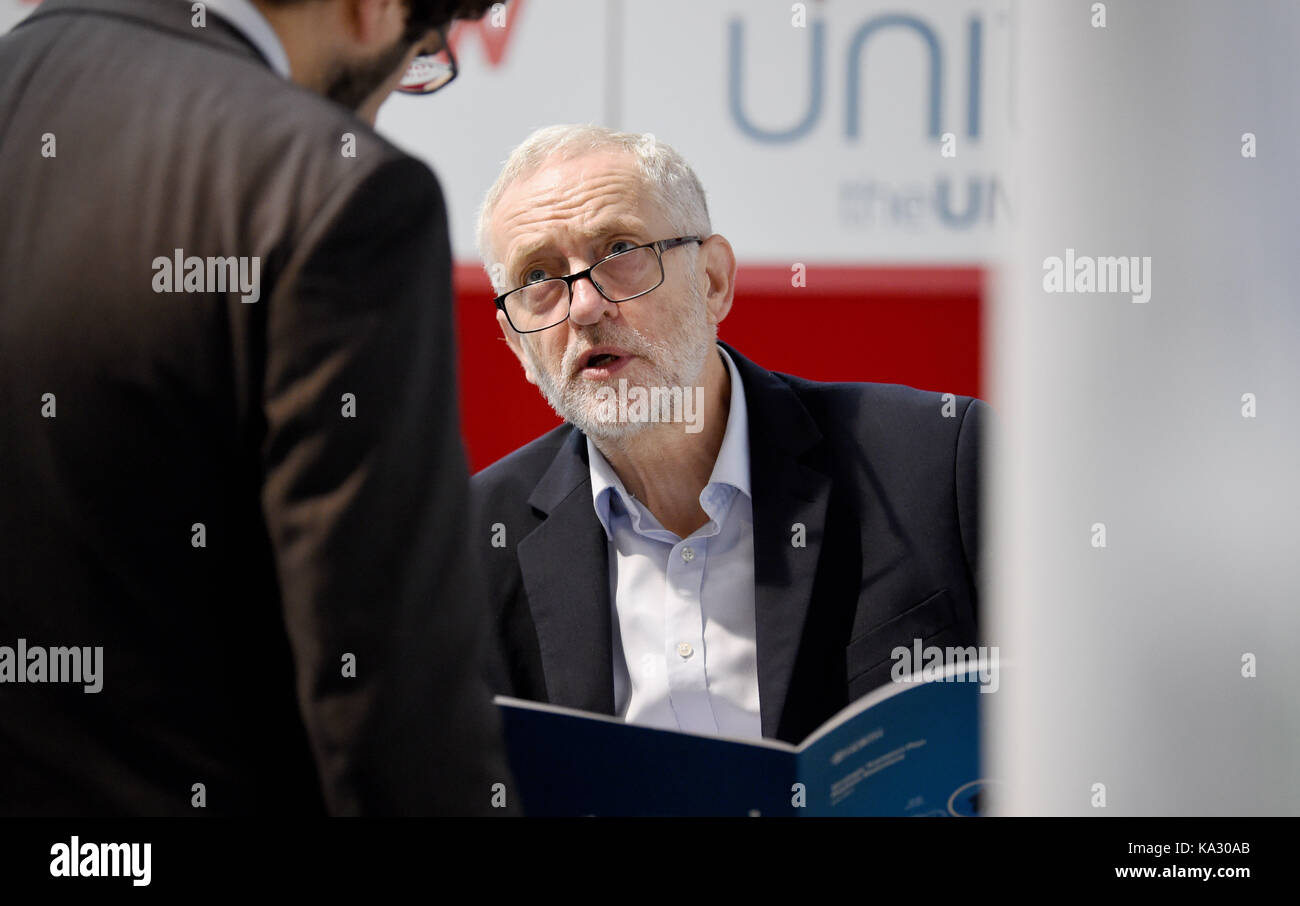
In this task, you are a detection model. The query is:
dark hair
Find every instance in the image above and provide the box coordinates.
[258,1,502,46]
[406,0,501,40]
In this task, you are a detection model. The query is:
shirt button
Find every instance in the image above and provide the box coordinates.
[677,642,694,659]
[681,547,696,562]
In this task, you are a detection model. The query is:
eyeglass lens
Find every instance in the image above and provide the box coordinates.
[506,246,663,331]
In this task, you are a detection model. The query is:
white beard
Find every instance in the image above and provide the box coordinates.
[523,283,715,441]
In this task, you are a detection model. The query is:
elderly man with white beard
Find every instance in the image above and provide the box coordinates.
[471,124,990,745]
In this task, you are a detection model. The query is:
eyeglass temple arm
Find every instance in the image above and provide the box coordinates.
[656,236,703,252]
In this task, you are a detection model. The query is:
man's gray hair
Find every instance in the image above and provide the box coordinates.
[476,124,712,292]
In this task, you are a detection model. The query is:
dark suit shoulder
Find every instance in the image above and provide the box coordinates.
[10,0,426,250]
[760,366,988,600]
[472,423,575,496]
[179,65,426,252]
[772,370,982,451]
[224,74,414,192]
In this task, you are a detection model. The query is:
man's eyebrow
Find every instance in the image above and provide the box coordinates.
[505,218,650,272]
[575,217,648,243]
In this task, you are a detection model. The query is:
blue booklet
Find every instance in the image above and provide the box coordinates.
[496,660,992,816]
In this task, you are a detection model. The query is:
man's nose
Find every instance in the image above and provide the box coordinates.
[567,273,619,327]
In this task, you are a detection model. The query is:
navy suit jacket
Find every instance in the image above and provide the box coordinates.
[472,342,989,745]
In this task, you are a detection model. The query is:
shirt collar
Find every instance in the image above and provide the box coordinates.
[710,344,752,499]
[197,0,292,79]
[588,344,752,540]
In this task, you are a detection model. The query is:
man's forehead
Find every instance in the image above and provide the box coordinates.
[492,151,667,256]
[517,148,637,195]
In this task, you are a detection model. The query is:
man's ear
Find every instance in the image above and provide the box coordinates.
[700,234,737,326]
[341,0,406,50]
[497,310,539,386]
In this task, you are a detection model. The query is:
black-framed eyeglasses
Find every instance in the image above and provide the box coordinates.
[396,27,458,95]
[495,236,703,334]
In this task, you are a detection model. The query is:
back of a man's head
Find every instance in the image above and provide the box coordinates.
[258,0,499,40]
[251,0,501,114]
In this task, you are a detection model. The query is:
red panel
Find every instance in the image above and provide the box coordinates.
[454,263,983,473]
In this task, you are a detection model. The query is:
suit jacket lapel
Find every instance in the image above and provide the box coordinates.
[516,430,615,714]
[722,344,833,739]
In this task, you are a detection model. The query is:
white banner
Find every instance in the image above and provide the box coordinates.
[378,0,1012,263]
[3,0,1013,262]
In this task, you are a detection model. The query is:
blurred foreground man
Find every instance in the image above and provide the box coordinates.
[474,125,990,744]
[0,0,512,814]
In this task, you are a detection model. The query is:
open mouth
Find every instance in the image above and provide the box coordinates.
[578,349,632,377]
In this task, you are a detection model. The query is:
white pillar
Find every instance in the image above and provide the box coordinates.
[989,0,1300,815]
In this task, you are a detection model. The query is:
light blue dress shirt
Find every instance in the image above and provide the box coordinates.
[194,0,292,78]
[588,345,762,740]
